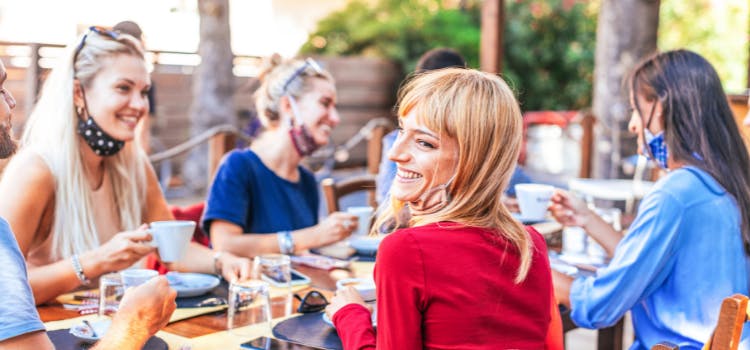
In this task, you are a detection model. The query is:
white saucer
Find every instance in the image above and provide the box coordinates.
[511,212,547,224]
[166,272,221,298]
[69,319,111,342]
[348,236,382,254]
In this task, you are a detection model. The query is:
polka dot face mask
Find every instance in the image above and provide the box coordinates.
[77,116,125,156]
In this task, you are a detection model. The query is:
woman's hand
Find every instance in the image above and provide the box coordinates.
[216,252,252,283]
[325,286,369,320]
[548,190,594,227]
[312,212,359,248]
[84,224,156,276]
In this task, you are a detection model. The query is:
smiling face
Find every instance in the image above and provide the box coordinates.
[75,54,150,142]
[289,77,339,145]
[0,61,17,158]
[388,109,459,203]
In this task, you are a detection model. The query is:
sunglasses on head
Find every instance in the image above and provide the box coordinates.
[294,290,329,313]
[281,58,324,94]
[73,26,120,69]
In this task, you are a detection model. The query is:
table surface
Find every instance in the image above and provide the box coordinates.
[37,222,624,349]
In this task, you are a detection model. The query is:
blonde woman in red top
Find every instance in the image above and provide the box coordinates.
[326,68,561,349]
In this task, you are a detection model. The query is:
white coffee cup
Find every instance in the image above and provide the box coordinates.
[120,268,158,288]
[150,220,195,263]
[346,206,374,236]
[336,277,376,301]
[514,184,555,221]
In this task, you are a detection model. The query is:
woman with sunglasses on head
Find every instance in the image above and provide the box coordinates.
[549,50,750,349]
[0,27,252,305]
[325,68,557,349]
[202,55,357,258]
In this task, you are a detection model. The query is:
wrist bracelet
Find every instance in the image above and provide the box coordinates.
[212,252,223,275]
[71,254,91,286]
[277,230,295,255]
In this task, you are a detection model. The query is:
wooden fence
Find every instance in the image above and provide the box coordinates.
[0,41,402,173]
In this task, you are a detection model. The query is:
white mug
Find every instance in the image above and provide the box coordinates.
[336,277,376,301]
[514,184,555,221]
[150,220,195,263]
[346,206,374,236]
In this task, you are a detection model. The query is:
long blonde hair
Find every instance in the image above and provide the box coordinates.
[372,68,532,282]
[21,30,148,260]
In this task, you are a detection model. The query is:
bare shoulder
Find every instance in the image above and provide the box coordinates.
[0,150,55,191]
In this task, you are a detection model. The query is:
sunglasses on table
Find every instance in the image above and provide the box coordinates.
[294,290,329,313]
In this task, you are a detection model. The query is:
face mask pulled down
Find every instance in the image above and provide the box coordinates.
[76,88,125,156]
[287,96,320,157]
[643,128,668,169]
[408,177,454,217]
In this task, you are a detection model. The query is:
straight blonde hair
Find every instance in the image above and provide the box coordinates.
[21,31,148,260]
[372,68,532,282]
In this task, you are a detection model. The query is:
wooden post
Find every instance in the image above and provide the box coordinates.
[25,43,41,116]
[207,131,236,188]
[480,0,504,73]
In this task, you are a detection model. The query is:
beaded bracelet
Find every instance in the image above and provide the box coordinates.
[71,254,91,286]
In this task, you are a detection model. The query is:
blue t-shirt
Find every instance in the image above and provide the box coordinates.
[0,217,45,342]
[202,149,319,234]
[570,166,750,350]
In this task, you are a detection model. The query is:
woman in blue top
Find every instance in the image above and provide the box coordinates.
[550,50,750,349]
[203,55,357,257]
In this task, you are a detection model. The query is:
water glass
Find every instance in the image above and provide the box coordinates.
[227,279,272,338]
[99,273,124,318]
[562,226,587,256]
[253,254,292,316]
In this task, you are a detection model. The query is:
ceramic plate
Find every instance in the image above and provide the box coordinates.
[69,319,111,342]
[167,272,221,298]
[348,236,382,254]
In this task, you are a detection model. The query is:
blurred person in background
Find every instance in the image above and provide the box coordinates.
[203,55,358,257]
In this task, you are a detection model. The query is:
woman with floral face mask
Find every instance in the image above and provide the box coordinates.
[549,50,750,349]
[0,26,253,305]
[325,68,559,349]
[203,55,357,258]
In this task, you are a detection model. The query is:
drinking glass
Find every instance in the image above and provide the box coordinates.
[253,254,292,316]
[98,273,124,318]
[227,279,272,338]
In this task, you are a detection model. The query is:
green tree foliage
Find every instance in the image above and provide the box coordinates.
[659,0,748,93]
[301,0,597,111]
[300,0,481,73]
[503,0,596,111]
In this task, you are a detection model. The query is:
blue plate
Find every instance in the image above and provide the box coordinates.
[167,272,221,298]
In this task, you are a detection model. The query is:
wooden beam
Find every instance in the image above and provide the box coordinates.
[480,0,504,73]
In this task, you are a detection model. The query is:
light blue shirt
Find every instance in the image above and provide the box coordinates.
[0,217,45,342]
[570,166,750,350]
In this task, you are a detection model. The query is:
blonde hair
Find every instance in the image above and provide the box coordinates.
[21,30,148,260]
[254,55,334,127]
[372,68,532,282]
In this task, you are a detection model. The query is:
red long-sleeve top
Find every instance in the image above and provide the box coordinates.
[332,222,557,350]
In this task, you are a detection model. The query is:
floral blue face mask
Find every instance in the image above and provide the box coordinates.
[644,128,668,169]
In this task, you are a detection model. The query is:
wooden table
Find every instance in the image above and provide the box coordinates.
[38,223,625,349]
